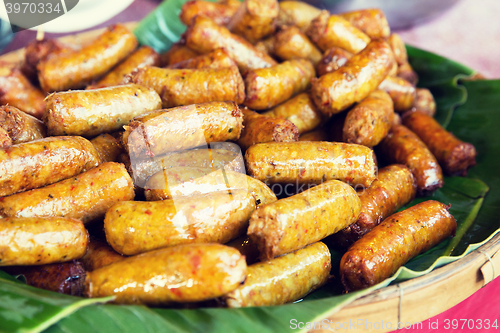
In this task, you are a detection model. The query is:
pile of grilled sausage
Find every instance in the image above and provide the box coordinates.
[0,0,477,307]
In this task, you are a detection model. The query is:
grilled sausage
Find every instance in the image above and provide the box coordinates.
[145,167,277,205]
[402,111,477,175]
[167,48,237,69]
[388,33,408,66]
[299,128,329,141]
[21,38,68,83]
[226,236,260,265]
[244,59,315,110]
[227,0,279,43]
[237,108,299,151]
[222,242,331,307]
[131,66,245,108]
[0,136,101,197]
[105,190,255,256]
[276,1,322,32]
[311,40,394,117]
[0,65,46,119]
[0,105,46,144]
[185,16,277,71]
[124,101,243,158]
[263,93,323,134]
[332,164,416,248]
[45,84,162,137]
[306,11,371,54]
[412,88,436,117]
[90,134,124,163]
[88,46,160,89]
[245,141,377,187]
[160,43,199,67]
[85,243,247,305]
[3,261,86,296]
[397,62,418,86]
[0,217,88,266]
[378,124,444,195]
[272,26,323,65]
[81,238,125,271]
[0,162,135,224]
[38,24,138,92]
[343,90,394,147]
[340,200,457,291]
[340,9,390,39]
[248,179,361,260]
[378,76,417,112]
[316,47,352,76]
[180,0,241,26]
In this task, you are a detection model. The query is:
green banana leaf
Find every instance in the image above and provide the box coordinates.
[1,2,500,332]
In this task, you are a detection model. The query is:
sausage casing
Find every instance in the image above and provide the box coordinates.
[388,33,408,66]
[81,238,124,271]
[273,25,323,65]
[223,242,331,307]
[311,40,394,116]
[227,0,279,43]
[0,217,88,266]
[397,62,418,86]
[21,38,67,83]
[180,0,241,26]
[0,128,11,148]
[332,164,416,248]
[90,134,124,163]
[378,76,417,112]
[343,90,394,147]
[412,88,436,117]
[0,162,135,224]
[105,190,255,256]
[160,44,199,67]
[316,47,352,76]
[378,124,444,195]
[340,200,457,291]
[0,105,46,144]
[340,9,390,39]
[248,179,361,259]
[402,111,477,175]
[237,108,299,151]
[167,48,237,70]
[124,101,243,158]
[185,16,277,71]
[85,243,247,304]
[245,141,377,187]
[244,59,315,110]
[131,66,245,108]
[38,24,137,92]
[299,128,329,141]
[276,1,321,32]
[0,136,101,197]
[45,84,162,137]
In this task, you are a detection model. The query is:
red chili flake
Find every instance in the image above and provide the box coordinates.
[145,210,152,215]
[190,255,201,269]
[70,186,75,191]
[170,288,182,297]
[90,182,94,186]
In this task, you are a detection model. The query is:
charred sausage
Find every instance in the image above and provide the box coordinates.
[273,26,323,65]
[180,0,241,26]
[227,0,279,43]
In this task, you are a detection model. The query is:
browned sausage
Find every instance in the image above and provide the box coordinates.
[85,243,247,305]
[21,38,69,83]
[45,84,162,137]
[263,93,324,134]
[0,105,46,144]
[227,0,279,43]
[340,9,390,39]
[0,128,11,148]
[254,37,275,55]
[412,88,436,117]
[90,134,124,163]
[276,1,322,32]
[222,242,331,307]
[340,200,456,291]
[180,0,241,26]
[88,46,160,89]
[272,25,323,65]
[343,90,394,147]
[225,236,260,265]
[160,43,199,67]
[0,65,46,119]
[402,111,477,175]
[131,66,245,108]
[331,164,416,248]
[311,40,394,117]
[397,62,418,86]
[388,33,408,66]
[0,217,88,266]
[244,59,315,110]
[306,11,371,54]
[245,141,377,187]
[81,238,125,271]
[237,108,298,151]
[38,24,138,92]
[185,16,277,71]
[378,124,444,195]
[0,162,135,224]
[3,261,86,296]
[316,47,352,76]
[124,101,243,158]
[299,128,329,141]
[0,136,101,197]
[248,179,361,259]
[167,48,237,69]
[378,76,417,112]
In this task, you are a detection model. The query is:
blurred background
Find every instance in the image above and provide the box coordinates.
[1,0,499,77]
